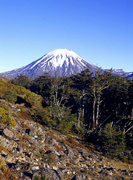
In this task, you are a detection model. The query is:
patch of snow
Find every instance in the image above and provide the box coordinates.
[128,72,133,75]
[113,69,124,73]
[39,49,89,69]
[29,59,43,69]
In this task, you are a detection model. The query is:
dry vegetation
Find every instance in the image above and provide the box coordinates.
[0,159,18,180]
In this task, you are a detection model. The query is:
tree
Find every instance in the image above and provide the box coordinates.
[91,70,113,129]
[10,74,33,88]
[128,84,133,121]
[71,68,92,128]
[102,76,133,134]
[100,123,126,156]
[30,73,52,106]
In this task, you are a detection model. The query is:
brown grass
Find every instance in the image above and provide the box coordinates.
[30,142,37,150]
[48,131,61,141]
[45,145,50,151]
[0,145,12,154]
[18,141,29,148]
[48,133,88,151]
[47,153,56,166]
[54,143,63,151]
[0,159,18,180]
[36,122,42,128]
[48,131,87,151]
[39,165,44,169]
[61,136,87,151]
[19,111,32,121]
[61,139,75,148]
[111,162,133,171]
[66,162,72,167]
[23,135,29,141]
[19,119,31,129]
[67,136,86,149]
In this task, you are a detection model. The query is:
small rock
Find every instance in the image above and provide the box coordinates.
[32,166,40,170]
[5,154,16,164]
[64,148,74,158]
[3,128,14,139]
[1,150,8,156]
[52,166,58,170]
[81,150,89,159]
[45,136,55,145]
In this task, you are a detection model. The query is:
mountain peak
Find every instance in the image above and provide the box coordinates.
[0,49,95,79]
[0,49,133,80]
[39,49,87,70]
[47,49,80,58]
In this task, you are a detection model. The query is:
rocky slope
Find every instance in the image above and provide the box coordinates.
[0,100,133,180]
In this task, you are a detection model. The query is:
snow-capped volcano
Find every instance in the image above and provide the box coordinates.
[0,49,97,79]
[28,49,89,71]
[1,49,132,80]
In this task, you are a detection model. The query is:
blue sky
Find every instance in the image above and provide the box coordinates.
[0,0,132,73]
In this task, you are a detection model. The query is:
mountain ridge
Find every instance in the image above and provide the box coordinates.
[0,49,133,80]
[0,49,98,79]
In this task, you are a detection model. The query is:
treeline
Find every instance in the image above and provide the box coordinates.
[10,69,133,159]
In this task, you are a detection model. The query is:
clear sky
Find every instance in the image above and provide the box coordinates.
[0,0,132,73]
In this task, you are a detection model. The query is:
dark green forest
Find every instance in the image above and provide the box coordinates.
[10,69,133,161]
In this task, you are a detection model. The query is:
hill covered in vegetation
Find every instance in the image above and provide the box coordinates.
[0,69,133,180]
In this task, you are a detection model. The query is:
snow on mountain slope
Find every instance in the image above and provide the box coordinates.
[0,49,97,79]
[0,49,132,80]
[111,69,133,80]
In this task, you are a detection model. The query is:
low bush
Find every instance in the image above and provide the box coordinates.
[98,123,126,156]
[0,107,16,128]
[0,100,10,112]
[3,89,17,103]
[33,174,49,180]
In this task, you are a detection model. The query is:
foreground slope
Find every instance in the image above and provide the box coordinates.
[0,77,133,180]
[1,101,133,180]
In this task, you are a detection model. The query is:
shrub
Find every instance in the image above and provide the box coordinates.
[0,100,10,112]
[0,80,7,97]
[8,116,16,128]
[0,107,6,122]
[3,89,17,103]
[33,107,52,126]
[10,74,33,88]
[33,174,49,180]
[25,91,43,107]
[0,107,16,127]
[99,123,126,156]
